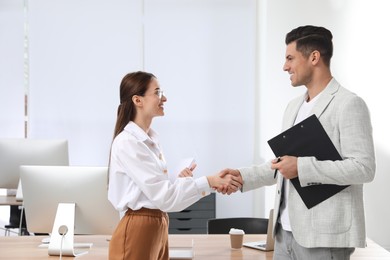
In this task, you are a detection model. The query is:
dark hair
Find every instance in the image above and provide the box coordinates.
[285,25,333,67]
[113,71,156,139]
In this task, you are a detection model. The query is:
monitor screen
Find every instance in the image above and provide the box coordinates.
[0,138,69,189]
[20,165,119,235]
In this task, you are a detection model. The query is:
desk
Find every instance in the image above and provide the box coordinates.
[0,235,389,259]
[0,195,22,206]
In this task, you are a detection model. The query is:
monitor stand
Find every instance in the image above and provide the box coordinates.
[48,203,91,257]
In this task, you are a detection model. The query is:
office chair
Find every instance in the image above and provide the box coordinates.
[207,217,268,234]
[4,205,29,236]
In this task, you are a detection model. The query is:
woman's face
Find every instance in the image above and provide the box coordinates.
[142,78,167,118]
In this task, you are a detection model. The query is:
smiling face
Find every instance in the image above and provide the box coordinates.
[283,41,314,87]
[141,78,167,118]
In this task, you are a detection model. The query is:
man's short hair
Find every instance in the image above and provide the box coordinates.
[285,25,333,67]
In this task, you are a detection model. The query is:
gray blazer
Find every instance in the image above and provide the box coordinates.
[239,78,375,248]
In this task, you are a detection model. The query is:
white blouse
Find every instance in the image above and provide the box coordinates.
[108,121,211,216]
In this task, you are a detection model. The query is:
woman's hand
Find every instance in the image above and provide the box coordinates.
[178,163,197,178]
[207,170,243,195]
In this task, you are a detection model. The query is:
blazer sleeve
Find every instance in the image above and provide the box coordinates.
[239,160,277,192]
[298,93,375,186]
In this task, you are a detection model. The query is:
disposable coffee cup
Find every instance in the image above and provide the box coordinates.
[229,228,245,249]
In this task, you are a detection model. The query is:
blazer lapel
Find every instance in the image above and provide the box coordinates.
[283,78,341,129]
[311,78,340,119]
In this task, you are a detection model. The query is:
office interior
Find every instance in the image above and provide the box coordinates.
[1,0,389,253]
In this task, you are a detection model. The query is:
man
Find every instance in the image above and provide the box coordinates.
[220,25,375,260]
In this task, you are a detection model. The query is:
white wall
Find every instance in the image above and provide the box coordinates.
[0,0,25,138]
[1,0,259,219]
[28,0,144,165]
[143,0,258,217]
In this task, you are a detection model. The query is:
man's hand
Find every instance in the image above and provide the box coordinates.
[271,156,298,179]
[207,169,242,195]
[212,168,243,195]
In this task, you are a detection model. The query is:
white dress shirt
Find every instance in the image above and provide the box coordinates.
[108,121,211,217]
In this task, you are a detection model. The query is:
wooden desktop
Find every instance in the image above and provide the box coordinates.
[1,196,389,259]
[0,195,22,206]
[0,234,389,259]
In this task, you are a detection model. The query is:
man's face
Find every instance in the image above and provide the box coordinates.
[283,42,313,87]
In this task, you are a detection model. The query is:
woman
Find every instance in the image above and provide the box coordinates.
[108,71,241,260]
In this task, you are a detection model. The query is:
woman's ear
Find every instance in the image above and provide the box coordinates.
[132,95,143,107]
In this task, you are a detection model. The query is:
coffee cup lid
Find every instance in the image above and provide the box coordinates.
[229,228,245,235]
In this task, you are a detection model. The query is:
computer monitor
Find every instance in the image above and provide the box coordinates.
[20,165,119,235]
[0,138,69,189]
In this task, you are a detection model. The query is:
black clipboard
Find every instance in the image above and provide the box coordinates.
[267,114,349,209]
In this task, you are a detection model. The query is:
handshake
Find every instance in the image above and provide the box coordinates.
[207,169,243,195]
[178,162,243,195]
